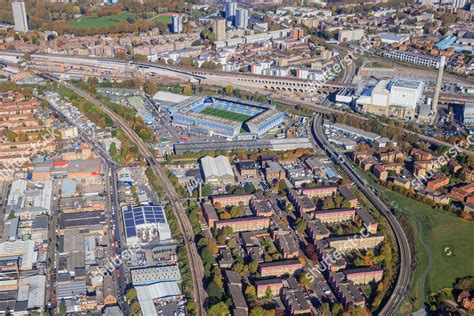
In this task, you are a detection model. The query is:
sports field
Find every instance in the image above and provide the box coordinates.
[67,13,136,28]
[200,107,252,122]
[386,191,474,312]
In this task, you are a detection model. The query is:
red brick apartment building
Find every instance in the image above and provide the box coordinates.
[259,259,303,277]
[372,163,402,181]
[377,150,404,163]
[410,148,433,161]
[202,203,218,228]
[426,174,450,191]
[307,220,330,241]
[254,278,284,298]
[287,189,315,214]
[343,267,384,285]
[300,185,337,199]
[211,193,253,207]
[214,216,270,232]
[313,208,356,223]
[250,199,273,217]
[449,183,474,202]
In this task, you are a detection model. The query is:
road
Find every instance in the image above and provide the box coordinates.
[43,75,207,315]
[273,95,474,156]
[311,114,412,315]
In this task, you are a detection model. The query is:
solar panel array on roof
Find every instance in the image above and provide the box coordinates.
[123,206,166,239]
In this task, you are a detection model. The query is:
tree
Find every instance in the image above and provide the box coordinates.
[245,284,257,302]
[250,306,271,316]
[209,302,230,316]
[322,196,336,209]
[230,205,244,218]
[249,261,259,274]
[132,54,147,62]
[130,301,141,314]
[220,211,231,220]
[5,130,16,142]
[201,184,213,197]
[182,85,193,96]
[320,302,330,313]
[109,142,117,158]
[298,271,313,287]
[245,183,256,194]
[264,286,273,302]
[331,303,344,315]
[7,211,15,220]
[208,281,224,305]
[143,81,158,95]
[295,218,307,235]
[277,179,288,193]
[125,288,137,301]
[212,266,223,289]
[225,84,234,95]
[232,261,245,274]
[455,276,474,291]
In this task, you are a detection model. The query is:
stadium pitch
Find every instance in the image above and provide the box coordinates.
[200,107,252,122]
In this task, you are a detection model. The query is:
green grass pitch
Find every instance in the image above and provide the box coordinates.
[200,107,252,122]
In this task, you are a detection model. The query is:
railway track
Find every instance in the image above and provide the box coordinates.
[311,114,411,315]
[44,75,207,315]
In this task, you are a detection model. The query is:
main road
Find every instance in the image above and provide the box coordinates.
[42,74,208,315]
[311,114,412,315]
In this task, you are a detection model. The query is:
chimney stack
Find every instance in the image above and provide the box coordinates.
[432,55,446,116]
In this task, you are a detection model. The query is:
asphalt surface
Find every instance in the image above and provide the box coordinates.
[311,114,412,315]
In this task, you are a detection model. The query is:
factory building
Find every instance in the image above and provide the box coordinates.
[356,78,425,120]
[200,156,235,185]
[122,205,172,246]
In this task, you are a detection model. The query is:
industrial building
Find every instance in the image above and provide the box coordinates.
[131,264,181,286]
[356,78,425,120]
[200,155,235,185]
[381,51,441,69]
[122,205,171,245]
[463,103,474,127]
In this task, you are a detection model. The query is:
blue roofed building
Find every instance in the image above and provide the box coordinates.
[122,205,172,246]
[245,109,287,137]
[60,179,77,198]
[435,36,457,50]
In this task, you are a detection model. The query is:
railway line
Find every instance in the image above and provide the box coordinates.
[42,74,208,315]
[311,114,412,315]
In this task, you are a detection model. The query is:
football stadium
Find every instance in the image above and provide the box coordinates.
[169,96,286,138]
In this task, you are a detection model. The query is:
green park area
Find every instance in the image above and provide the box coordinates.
[200,107,252,122]
[67,13,136,28]
[153,15,172,24]
[386,191,474,312]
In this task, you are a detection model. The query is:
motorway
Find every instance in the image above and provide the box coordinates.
[43,75,208,315]
[311,114,412,315]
